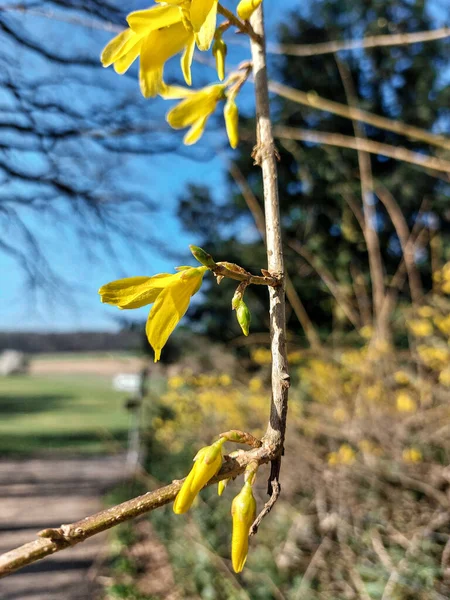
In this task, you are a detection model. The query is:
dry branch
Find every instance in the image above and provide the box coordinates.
[270,82,450,151]
[269,27,450,56]
[228,161,321,349]
[274,126,450,175]
[336,57,386,333]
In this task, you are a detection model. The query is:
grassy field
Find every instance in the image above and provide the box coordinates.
[0,374,131,455]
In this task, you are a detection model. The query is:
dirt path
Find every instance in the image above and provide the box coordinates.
[0,455,127,600]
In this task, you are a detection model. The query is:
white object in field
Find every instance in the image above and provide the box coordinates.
[0,350,28,376]
[112,373,142,394]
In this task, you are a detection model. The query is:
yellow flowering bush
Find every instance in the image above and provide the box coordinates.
[153,370,269,450]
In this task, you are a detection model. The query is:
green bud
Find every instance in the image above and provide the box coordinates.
[189,245,217,269]
[218,478,229,496]
[212,37,227,81]
[236,300,251,336]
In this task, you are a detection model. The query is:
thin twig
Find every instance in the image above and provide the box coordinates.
[289,239,361,329]
[217,3,260,43]
[228,161,321,348]
[375,184,423,305]
[270,82,450,151]
[336,57,386,335]
[269,27,450,56]
[249,476,280,536]
[274,126,450,174]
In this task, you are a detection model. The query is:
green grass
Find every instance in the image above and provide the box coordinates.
[0,374,131,455]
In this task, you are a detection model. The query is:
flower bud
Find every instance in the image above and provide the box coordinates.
[231,481,256,573]
[217,450,240,496]
[212,37,227,81]
[236,300,251,336]
[189,245,217,269]
[218,478,228,496]
[237,0,263,21]
[173,438,225,514]
[224,97,239,149]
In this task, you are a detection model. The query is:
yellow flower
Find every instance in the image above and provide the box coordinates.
[396,392,417,413]
[101,5,195,97]
[231,481,256,573]
[166,84,230,145]
[394,370,410,385]
[328,444,356,466]
[338,444,356,464]
[251,347,272,365]
[219,374,232,386]
[99,266,207,362]
[332,407,347,422]
[402,447,422,463]
[237,0,263,21]
[407,319,433,337]
[249,377,262,392]
[439,368,450,387]
[173,438,225,514]
[359,325,374,340]
[168,375,185,389]
[417,306,434,318]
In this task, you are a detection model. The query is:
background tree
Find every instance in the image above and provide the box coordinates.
[178,0,450,345]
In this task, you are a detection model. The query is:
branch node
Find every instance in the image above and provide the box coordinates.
[251,141,279,166]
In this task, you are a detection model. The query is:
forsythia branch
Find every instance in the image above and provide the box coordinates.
[0,447,275,578]
[249,5,290,526]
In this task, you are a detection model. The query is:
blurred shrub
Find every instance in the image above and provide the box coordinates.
[106,282,450,599]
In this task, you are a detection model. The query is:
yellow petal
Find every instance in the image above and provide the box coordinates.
[190,0,215,32]
[140,64,164,98]
[113,39,142,74]
[127,5,181,34]
[146,269,204,361]
[193,0,218,50]
[173,466,198,514]
[160,83,195,99]
[237,0,263,21]
[181,36,195,86]
[139,24,192,98]
[101,29,136,67]
[99,274,173,309]
[212,37,227,81]
[167,84,224,128]
[183,116,209,145]
[224,98,239,148]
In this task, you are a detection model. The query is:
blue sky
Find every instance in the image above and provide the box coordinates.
[1,0,448,332]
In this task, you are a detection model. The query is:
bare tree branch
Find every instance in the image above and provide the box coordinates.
[268,27,450,56]
[270,81,450,151]
[274,126,450,175]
